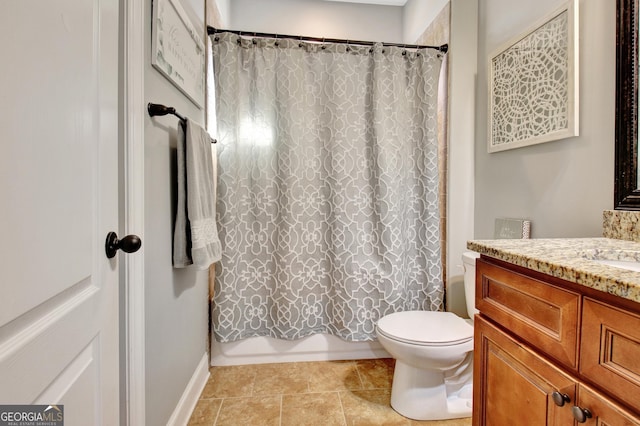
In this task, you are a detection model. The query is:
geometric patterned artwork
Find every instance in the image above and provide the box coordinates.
[210,31,445,343]
[489,0,579,152]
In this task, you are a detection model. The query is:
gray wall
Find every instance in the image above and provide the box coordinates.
[474,0,615,239]
[144,0,209,424]
[229,0,403,42]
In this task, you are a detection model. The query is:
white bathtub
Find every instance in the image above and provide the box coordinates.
[210,334,390,366]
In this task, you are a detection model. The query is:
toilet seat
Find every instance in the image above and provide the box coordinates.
[376,311,473,346]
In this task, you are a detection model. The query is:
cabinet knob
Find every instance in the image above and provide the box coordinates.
[572,406,593,423]
[551,391,571,407]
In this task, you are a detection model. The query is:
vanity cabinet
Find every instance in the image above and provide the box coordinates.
[473,257,640,425]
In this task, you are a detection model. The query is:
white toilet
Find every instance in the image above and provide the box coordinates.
[376,251,480,420]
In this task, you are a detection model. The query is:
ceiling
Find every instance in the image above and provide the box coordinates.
[322,0,409,6]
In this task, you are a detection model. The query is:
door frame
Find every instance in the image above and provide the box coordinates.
[122,0,146,424]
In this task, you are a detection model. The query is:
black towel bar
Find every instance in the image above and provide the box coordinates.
[147,103,217,144]
[148,102,186,122]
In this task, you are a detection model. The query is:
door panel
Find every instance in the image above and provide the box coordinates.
[1,0,98,324]
[34,339,100,425]
[0,0,119,423]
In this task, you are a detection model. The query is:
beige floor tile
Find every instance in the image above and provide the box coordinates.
[193,359,473,426]
[306,360,363,392]
[340,389,411,426]
[341,388,472,426]
[201,365,257,399]
[410,418,472,426]
[215,396,281,426]
[355,358,395,389]
[281,392,346,426]
[252,362,310,395]
[187,398,222,426]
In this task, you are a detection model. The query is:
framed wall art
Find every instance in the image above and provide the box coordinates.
[488,0,579,153]
[152,0,205,108]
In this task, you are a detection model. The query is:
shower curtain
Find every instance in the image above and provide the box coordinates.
[210,31,444,343]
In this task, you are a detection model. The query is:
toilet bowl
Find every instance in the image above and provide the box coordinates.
[375,251,480,420]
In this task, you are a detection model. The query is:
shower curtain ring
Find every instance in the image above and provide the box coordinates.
[322,38,326,50]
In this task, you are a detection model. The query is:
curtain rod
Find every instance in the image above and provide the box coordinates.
[207,26,448,54]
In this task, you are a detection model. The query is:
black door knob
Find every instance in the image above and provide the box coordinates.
[105,232,142,258]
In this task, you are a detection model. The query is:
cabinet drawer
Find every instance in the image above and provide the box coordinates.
[477,259,581,369]
[581,298,640,411]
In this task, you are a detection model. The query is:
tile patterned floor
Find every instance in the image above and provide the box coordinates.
[188,358,472,426]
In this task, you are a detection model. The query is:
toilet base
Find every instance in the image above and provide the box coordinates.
[390,360,472,421]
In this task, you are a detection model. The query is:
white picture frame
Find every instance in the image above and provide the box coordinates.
[488,0,579,153]
[151,0,205,108]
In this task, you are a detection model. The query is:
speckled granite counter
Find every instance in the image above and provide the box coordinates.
[467,238,640,304]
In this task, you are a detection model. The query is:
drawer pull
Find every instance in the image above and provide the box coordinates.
[551,391,570,407]
[572,406,593,423]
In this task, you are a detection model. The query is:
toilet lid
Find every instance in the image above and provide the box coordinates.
[376,311,473,346]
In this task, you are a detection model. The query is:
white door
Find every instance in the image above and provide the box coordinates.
[0,1,121,424]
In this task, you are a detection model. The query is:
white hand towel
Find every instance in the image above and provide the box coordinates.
[173,119,222,269]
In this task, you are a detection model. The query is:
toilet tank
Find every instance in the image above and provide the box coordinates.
[462,252,481,319]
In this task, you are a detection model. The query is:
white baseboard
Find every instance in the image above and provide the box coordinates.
[167,353,210,426]
[211,334,390,366]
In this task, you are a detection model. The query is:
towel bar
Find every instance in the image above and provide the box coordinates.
[148,102,186,122]
[147,102,217,144]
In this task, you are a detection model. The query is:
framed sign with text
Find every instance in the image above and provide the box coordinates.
[152,0,205,108]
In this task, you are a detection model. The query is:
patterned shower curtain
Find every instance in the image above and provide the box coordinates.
[210,31,444,343]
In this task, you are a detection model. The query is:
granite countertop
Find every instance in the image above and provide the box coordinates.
[467,237,640,304]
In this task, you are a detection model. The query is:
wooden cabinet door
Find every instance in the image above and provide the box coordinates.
[474,317,576,426]
[574,385,640,425]
[580,297,640,411]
